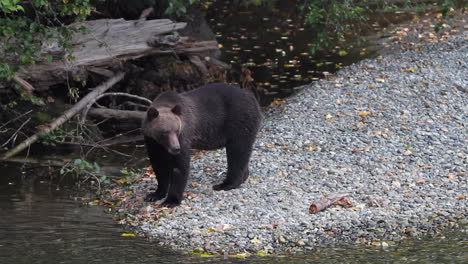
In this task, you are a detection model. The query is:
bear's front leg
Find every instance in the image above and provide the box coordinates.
[144,163,171,202]
[161,150,190,208]
[144,137,171,202]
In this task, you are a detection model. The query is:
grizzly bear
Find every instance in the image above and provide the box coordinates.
[141,83,262,207]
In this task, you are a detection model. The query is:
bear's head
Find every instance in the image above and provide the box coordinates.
[142,105,183,155]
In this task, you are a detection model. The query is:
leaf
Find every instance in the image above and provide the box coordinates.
[117,179,126,184]
[121,233,136,237]
[229,253,248,258]
[338,50,348,56]
[358,111,371,117]
[251,237,262,244]
[207,228,216,232]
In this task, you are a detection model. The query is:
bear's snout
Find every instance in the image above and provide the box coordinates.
[168,147,181,155]
[167,133,181,155]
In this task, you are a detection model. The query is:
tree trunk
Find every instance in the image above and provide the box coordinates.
[15,18,220,90]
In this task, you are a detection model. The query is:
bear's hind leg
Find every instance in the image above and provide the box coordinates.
[213,141,253,191]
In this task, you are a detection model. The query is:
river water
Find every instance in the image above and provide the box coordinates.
[0,163,466,263]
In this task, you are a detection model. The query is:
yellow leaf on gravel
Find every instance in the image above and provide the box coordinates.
[121,233,136,237]
[375,78,385,83]
[207,228,216,232]
[229,253,248,258]
[358,111,371,117]
[251,237,262,244]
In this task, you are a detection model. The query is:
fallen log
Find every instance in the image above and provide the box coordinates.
[309,193,352,213]
[87,108,145,121]
[15,18,220,89]
[1,72,125,159]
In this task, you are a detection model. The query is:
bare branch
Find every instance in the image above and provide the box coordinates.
[1,117,31,147]
[0,110,33,130]
[80,92,150,123]
[1,72,125,159]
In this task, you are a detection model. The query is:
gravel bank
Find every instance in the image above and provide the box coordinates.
[109,32,467,255]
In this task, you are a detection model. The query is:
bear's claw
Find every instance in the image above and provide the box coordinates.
[213,182,239,191]
[144,192,165,202]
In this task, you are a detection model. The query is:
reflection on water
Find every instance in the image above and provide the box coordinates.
[206,0,377,105]
[0,163,466,264]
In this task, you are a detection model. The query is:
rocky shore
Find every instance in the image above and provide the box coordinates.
[106,29,467,255]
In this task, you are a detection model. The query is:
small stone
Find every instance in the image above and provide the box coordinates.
[416,178,425,184]
[296,239,306,247]
[278,235,286,244]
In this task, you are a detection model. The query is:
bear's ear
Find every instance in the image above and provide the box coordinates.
[147,107,159,121]
[172,105,182,115]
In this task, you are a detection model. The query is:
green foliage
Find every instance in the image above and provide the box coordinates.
[300,0,368,54]
[0,0,93,80]
[39,127,76,146]
[434,0,466,32]
[0,0,24,13]
[120,167,143,178]
[119,167,142,186]
[60,158,109,183]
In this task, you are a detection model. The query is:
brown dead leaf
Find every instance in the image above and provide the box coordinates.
[446,174,456,180]
[331,197,352,207]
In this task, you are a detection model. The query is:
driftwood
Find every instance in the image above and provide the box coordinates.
[87,108,145,121]
[80,92,151,123]
[15,18,219,89]
[309,193,352,213]
[1,72,125,159]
